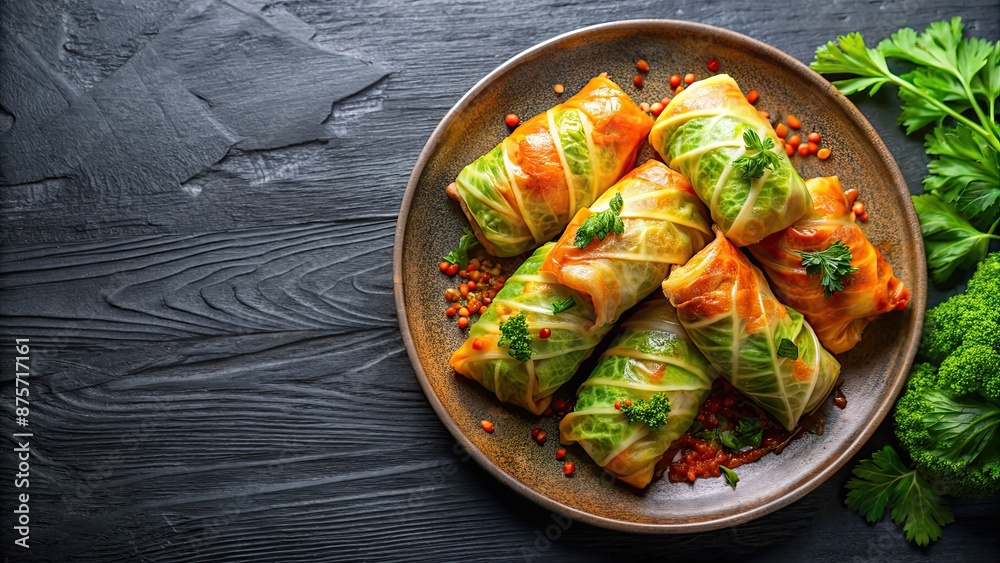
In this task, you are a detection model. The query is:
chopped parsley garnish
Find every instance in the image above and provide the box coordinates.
[497,311,532,362]
[443,229,479,269]
[777,338,799,360]
[573,193,625,249]
[551,295,576,314]
[620,393,671,428]
[733,130,781,180]
[720,465,739,489]
[799,240,859,297]
[699,416,763,453]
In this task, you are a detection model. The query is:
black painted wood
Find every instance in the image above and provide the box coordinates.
[0,0,997,561]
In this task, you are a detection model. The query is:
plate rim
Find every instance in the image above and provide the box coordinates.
[392,18,926,533]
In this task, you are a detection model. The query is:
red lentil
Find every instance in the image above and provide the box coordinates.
[787,134,801,148]
[746,89,759,104]
[624,399,632,407]
[539,328,552,339]
[553,399,567,411]
[758,110,770,120]
[845,189,860,205]
[543,407,553,416]
[817,147,831,160]
[458,307,469,317]
[459,284,469,297]
[852,202,866,216]
[807,131,821,143]
[636,59,650,73]
[439,261,450,272]
[556,448,567,460]
[457,317,469,329]
[446,308,456,317]
[859,212,869,222]
[553,83,564,94]
[481,420,494,433]
[684,73,696,85]
[446,263,459,276]
[614,399,622,410]
[707,57,720,72]
[639,102,650,113]
[675,85,685,94]
[458,269,467,279]
[797,144,810,156]
[669,74,682,88]
[807,141,819,154]
[775,123,789,138]
[633,74,644,88]
[563,462,575,476]
[785,144,795,156]
[445,288,460,301]
[533,429,547,445]
[650,102,664,116]
[472,337,484,350]
[505,113,520,127]
[787,114,801,129]
[661,96,670,105]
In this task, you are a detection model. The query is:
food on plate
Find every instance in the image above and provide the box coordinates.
[447,75,654,257]
[648,74,812,246]
[748,177,910,354]
[559,299,715,488]
[661,228,841,430]
[541,160,713,327]
[450,243,611,415]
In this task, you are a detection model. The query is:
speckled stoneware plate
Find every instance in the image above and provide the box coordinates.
[393,20,925,533]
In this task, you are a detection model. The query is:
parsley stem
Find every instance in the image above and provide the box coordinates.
[889,74,1000,152]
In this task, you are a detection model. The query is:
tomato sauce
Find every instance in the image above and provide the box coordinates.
[658,380,815,483]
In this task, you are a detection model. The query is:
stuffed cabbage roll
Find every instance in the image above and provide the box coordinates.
[541,160,713,328]
[661,228,841,430]
[559,299,715,488]
[749,177,910,354]
[648,74,811,247]
[450,243,611,414]
[449,75,654,257]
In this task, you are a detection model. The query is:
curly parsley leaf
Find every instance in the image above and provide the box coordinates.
[911,194,1000,285]
[733,130,781,180]
[720,466,739,490]
[443,229,479,269]
[573,193,624,249]
[776,338,799,360]
[799,240,859,297]
[497,311,532,362]
[845,445,954,546]
[620,393,671,428]
[551,295,576,314]
[811,19,1000,284]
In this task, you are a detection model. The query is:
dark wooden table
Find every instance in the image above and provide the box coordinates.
[1,1,997,561]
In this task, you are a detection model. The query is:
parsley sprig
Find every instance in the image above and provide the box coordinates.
[443,229,479,269]
[697,416,763,453]
[720,466,739,489]
[811,18,1000,284]
[620,393,671,428]
[845,446,954,547]
[573,193,625,249]
[799,240,858,298]
[497,311,532,362]
[733,130,781,180]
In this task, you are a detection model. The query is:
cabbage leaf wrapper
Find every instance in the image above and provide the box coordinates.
[450,243,611,414]
[648,74,811,246]
[451,75,653,257]
[661,228,841,430]
[541,160,713,328]
[559,299,715,488]
[749,177,910,354]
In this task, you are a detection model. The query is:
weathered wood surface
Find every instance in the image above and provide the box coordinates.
[0,0,997,561]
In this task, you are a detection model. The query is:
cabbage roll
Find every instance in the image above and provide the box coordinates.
[749,177,910,354]
[450,243,611,414]
[559,299,715,488]
[450,75,654,257]
[540,160,713,328]
[648,74,811,247]
[661,228,841,430]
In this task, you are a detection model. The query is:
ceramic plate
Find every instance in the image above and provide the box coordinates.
[393,20,925,533]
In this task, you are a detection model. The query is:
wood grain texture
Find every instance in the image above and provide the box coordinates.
[0,0,997,561]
